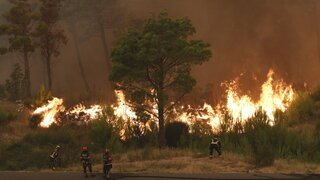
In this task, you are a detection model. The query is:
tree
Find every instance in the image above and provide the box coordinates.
[77,0,119,70]
[110,11,212,148]
[37,0,67,91]
[0,0,39,97]
[5,63,24,100]
[61,0,91,93]
[62,0,127,98]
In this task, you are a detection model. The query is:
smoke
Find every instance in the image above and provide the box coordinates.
[0,0,320,103]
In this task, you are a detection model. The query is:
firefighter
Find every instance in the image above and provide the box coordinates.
[103,148,112,179]
[49,145,60,170]
[209,134,222,158]
[80,146,93,177]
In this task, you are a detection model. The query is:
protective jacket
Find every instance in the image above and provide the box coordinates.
[211,137,221,147]
[50,151,59,159]
[80,151,90,161]
[103,152,112,165]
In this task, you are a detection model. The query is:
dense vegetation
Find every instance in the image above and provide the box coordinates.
[1,87,320,170]
[0,0,319,172]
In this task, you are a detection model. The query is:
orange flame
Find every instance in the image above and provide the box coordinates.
[33,69,295,135]
[176,69,295,131]
[32,97,65,128]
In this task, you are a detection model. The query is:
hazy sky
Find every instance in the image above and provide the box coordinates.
[0,0,320,101]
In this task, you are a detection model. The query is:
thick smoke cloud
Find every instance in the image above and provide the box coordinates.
[0,0,320,102]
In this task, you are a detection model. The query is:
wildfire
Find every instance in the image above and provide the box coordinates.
[67,104,103,121]
[112,90,137,120]
[175,69,295,130]
[32,97,65,128]
[32,69,296,134]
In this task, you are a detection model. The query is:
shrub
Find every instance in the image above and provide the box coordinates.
[90,119,113,150]
[165,121,189,148]
[29,114,42,129]
[5,63,24,101]
[32,85,52,108]
[286,93,315,125]
[244,111,277,166]
[0,84,5,98]
[0,106,17,126]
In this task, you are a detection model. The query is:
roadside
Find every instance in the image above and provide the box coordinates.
[0,171,310,180]
[50,151,320,174]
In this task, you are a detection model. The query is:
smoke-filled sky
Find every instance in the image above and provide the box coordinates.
[1,0,320,102]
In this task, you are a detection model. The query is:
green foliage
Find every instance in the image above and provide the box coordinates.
[5,63,24,101]
[311,85,320,102]
[0,105,17,126]
[90,119,113,150]
[29,114,42,129]
[244,111,277,166]
[0,0,40,97]
[0,84,5,98]
[31,85,52,108]
[0,127,77,170]
[165,121,189,148]
[1,0,39,53]
[110,11,212,147]
[37,0,67,90]
[286,93,316,125]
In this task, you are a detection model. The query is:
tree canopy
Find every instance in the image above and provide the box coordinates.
[110,11,212,148]
[0,0,39,97]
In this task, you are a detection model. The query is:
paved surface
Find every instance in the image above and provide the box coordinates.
[0,171,318,180]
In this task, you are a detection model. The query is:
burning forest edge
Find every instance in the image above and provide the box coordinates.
[31,69,296,140]
[1,1,320,174]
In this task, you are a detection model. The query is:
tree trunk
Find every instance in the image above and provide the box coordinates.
[23,49,31,98]
[158,89,166,148]
[98,20,111,71]
[98,20,113,102]
[71,30,90,93]
[157,65,166,148]
[46,55,52,91]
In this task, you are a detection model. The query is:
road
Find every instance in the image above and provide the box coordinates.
[0,171,318,180]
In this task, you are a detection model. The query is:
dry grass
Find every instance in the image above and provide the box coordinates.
[0,100,31,144]
[256,159,320,174]
[59,149,320,174]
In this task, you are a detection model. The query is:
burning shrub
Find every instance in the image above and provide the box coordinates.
[165,121,189,148]
[0,106,17,126]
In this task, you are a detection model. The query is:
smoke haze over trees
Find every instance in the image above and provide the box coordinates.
[0,0,320,104]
